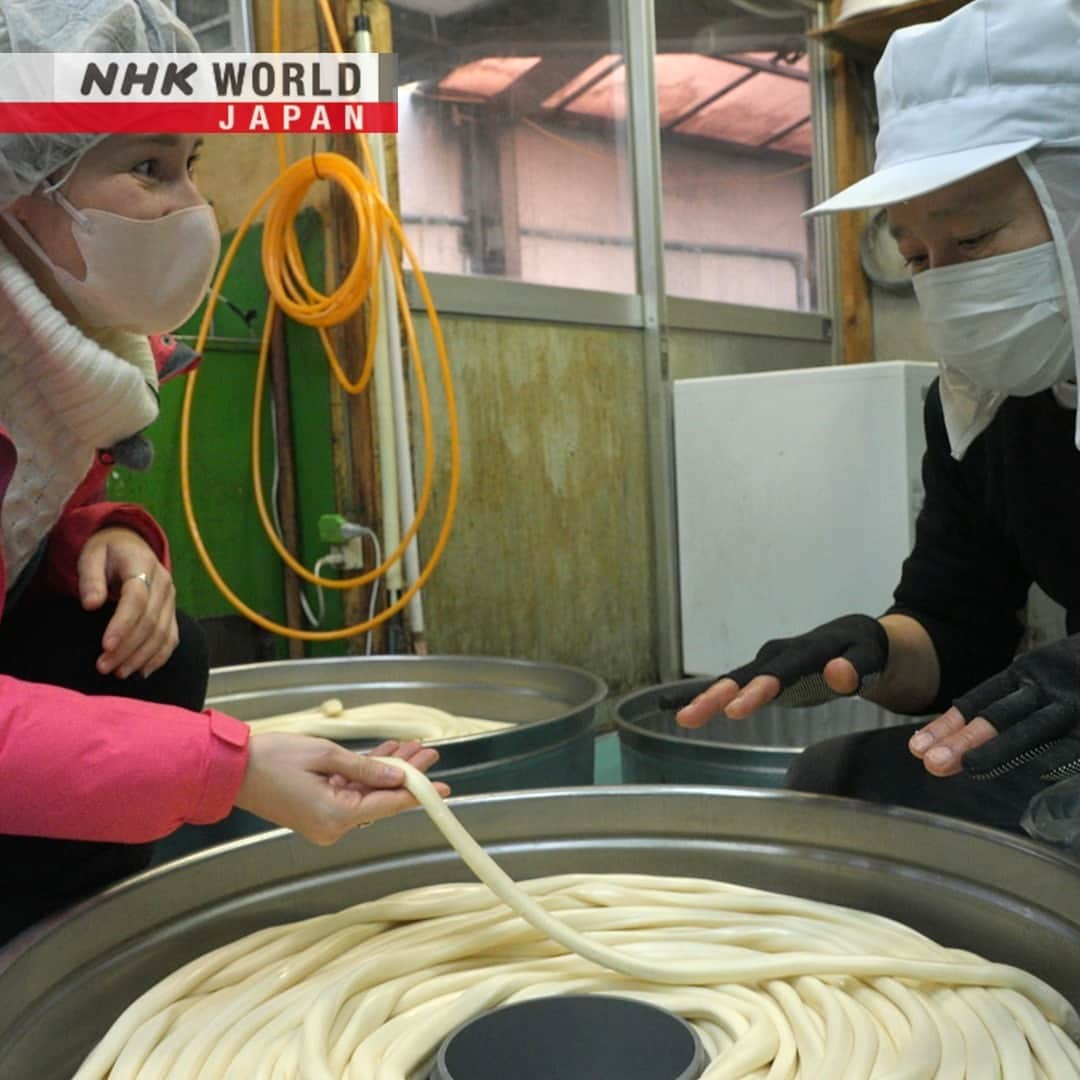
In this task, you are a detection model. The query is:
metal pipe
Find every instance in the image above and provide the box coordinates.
[624,0,682,682]
[356,17,426,639]
[808,0,842,362]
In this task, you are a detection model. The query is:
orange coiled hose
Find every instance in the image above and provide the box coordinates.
[178,2,459,641]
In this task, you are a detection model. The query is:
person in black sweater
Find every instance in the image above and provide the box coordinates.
[677,0,1080,833]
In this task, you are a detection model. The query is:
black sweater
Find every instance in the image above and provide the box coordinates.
[887,380,1080,713]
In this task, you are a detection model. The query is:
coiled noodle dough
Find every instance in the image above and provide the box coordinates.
[75,761,1080,1079]
[247,700,511,742]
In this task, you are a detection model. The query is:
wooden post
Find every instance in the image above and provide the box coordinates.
[829,1,875,364]
[268,309,306,659]
[324,0,384,652]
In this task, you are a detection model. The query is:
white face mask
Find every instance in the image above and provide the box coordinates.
[3,187,220,335]
[912,242,1074,396]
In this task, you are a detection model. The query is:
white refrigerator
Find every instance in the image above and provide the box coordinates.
[674,361,937,677]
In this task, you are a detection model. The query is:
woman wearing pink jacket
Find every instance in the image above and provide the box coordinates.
[0,0,447,944]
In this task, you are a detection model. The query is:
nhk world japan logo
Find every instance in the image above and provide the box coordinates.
[0,53,398,133]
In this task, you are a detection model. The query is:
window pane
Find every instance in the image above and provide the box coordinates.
[172,1,241,51]
[192,20,234,53]
[176,0,229,31]
[656,14,819,311]
[394,2,634,290]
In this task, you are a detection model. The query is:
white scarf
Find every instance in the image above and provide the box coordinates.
[0,238,159,583]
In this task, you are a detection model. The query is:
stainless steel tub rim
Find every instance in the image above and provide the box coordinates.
[616,677,921,754]
[156,655,610,865]
[2,786,1078,1079]
[206,654,609,762]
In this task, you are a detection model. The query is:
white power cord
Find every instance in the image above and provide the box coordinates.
[267,392,384,652]
[266,388,388,652]
[301,552,345,629]
[301,526,384,656]
[348,525,384,656]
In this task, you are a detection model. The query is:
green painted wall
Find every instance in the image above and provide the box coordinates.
[107,210,347,658]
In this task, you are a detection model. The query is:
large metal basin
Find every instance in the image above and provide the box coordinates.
[617,677,922,787]
[1,787,1078,1078]
[155,654,607,861]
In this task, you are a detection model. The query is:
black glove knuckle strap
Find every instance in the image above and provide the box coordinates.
[774,674,841,708]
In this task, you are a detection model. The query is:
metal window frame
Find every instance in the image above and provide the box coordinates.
[166,0,254,52]
[403,273,644,328]
[403,273,832,342]
[229,0,255,53]
[808,2,842,365]
[624,0,682,682]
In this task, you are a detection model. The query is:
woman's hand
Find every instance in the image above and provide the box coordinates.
[77,526,177,679]
[235,735,451,845]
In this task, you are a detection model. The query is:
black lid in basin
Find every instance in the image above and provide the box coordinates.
[430,993,706,1080]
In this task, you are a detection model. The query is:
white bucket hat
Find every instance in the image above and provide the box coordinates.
[808,0,1080,215]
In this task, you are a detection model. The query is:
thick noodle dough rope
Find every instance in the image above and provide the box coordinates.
[75,762,1080,1080]
[247,699,511,741]
[377,761,1079,1020]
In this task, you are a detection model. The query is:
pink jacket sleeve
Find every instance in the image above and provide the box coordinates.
[42,500,171,598]
[0,676,250,843]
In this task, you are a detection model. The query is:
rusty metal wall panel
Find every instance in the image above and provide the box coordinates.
[401,318,832,694]
[408,316,655,694]
[669,327,833,380]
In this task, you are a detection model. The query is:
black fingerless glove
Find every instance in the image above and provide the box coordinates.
[956,635,1080,783]
[662,614,888,711]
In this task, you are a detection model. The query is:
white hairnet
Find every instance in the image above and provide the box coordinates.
[0,0,198,209]
[1023,148,1080,446]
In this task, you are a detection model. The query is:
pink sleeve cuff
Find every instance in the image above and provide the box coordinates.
[43,502,172,598]
[190,711,251,825]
